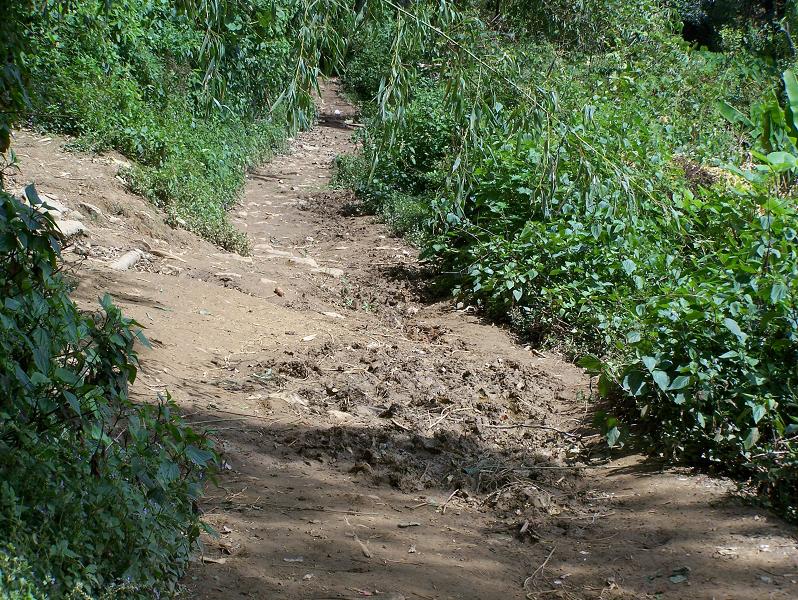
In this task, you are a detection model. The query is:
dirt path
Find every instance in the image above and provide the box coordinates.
[9,82,798,599]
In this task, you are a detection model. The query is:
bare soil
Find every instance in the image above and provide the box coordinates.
[7,81,798,600]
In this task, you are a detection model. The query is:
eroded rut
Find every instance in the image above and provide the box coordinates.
[10,81,798,599]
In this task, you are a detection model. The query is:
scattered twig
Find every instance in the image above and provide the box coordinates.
[524,546,556,592]
[441,488,460,514]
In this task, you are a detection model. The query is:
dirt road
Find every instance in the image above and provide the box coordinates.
[9,81,798,599]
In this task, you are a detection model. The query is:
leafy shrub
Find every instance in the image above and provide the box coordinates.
[673,0,796,55]
[341,0,798,520]
[0,187,216,597]
[344,21,397,100]
[19,0,298,252]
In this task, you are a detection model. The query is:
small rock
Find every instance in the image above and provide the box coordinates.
[274,287,285,297]
[288,256,319,268]
[78,201,104,219]
[161,264,182,276]
[110,249,144,271]
[215,272,242,281]
[254,244,292,257]
[267,391,308,408]
[328,409,353,422]
[40,194,70,217]
[55,220,87,238]
[312,267,344,279]
[111,157,133,169]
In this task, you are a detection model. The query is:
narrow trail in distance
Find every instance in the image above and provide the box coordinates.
[10,81,798,599]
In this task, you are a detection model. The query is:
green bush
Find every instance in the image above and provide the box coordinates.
[0,187,216,597]
[342,0,798,519]
[20,0,298,252]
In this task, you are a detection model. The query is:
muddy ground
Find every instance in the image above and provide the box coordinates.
[7,81,798,599]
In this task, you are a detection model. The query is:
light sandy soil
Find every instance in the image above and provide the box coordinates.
[7,81,798,600]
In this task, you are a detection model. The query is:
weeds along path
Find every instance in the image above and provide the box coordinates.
[9,81,798,599]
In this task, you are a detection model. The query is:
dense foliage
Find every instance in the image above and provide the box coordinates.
[0,187,215,596]
[3,0,798,594]
[339,0,798,521]
[7,0,306,251]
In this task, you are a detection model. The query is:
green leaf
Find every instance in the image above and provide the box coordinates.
[626,331,641,344]
[669,375,691,390]
[63,390,81,414]
[723,318,748,342]
[717,100,753,128]
[623,370,646,396]
[606,426,621,448]
[770,282,788,304]
[597,373,612,397]
[783,69,798,134]
[641,355,657,372]
[652,370,670,391]
[765,151,797,172]
[751,404,766,424]
[578,355,603,374]
[185,445,214,467]
[743,427,760,450]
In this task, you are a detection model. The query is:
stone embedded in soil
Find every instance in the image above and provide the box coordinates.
[312,266,344,279]
[110,249,144,271]
[212,252,253,263]
[327,409,353,421]
[161,264,182,275]
[40,195,70,216]
[78,201,104,219]
[254,244,292,257]
[288,255,319,268]
[215,272,242,281]
[55,219,87,238]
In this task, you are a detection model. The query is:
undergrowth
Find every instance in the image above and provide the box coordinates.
[0,187,216,597]
[341,0,798,521]
[22,0,299,252]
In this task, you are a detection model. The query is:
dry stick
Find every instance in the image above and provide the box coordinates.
[203,496,379,516]
[441,488,460,514]
[524,546,556,592]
